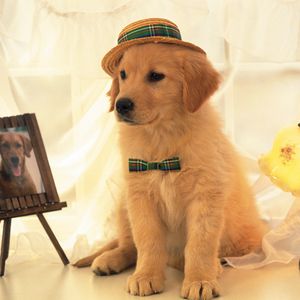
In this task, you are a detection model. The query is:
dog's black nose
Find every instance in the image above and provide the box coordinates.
[116,98,134,115]
[11,156,19,165]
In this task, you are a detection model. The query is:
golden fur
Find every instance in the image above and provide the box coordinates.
[74,44,266,300]
[0,132,37,199]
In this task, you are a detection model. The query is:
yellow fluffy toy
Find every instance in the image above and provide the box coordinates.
[259,123,300,196]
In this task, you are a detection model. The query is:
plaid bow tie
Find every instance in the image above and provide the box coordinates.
[128,157,181,172]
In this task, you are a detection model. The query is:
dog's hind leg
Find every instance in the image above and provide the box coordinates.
[91,208,136,275]
[75,200,137,274]
[73,239,119,268]
[91,244,136,275]
[91,202,137,275]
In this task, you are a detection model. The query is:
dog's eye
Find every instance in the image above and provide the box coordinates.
[15,143,22,149]
[120,70,126,80]
[148,72,165,82]
[1,143,9,149]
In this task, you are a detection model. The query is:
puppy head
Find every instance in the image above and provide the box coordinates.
[107,43,220,125]
[0,132,32,177]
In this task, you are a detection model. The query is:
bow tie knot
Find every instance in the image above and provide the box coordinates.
[128,157,181,172]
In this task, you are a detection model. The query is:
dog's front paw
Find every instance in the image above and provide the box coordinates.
[181,279,220,300]
[126,272,165,296]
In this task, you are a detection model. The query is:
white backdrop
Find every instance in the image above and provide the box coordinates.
[0,0,300,268]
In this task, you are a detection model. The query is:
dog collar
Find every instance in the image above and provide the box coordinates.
[128,157,181,172]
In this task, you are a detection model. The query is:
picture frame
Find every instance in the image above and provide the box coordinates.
[0,113,69,276]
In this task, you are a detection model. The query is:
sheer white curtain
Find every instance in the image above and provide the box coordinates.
[0,0,299,267]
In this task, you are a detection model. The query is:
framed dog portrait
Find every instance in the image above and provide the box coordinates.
[0,126,44,198]
[0,114,66,218]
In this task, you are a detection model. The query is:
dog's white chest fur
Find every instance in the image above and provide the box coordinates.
[150,172,185,232]
[154,173,187,262]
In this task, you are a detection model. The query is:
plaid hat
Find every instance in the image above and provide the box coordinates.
[101,18,206,76]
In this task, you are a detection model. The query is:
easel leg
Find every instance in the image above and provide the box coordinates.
[0,218,12,276]
[37,213,69,265]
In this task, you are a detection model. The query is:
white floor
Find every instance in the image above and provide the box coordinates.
[1,259,300,300]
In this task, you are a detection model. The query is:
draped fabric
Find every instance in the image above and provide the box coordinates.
[0,0,299,268]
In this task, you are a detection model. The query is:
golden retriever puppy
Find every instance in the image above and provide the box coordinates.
[0,132,37,198]
[75,43,266,300]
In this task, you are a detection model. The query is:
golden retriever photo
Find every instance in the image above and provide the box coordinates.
[75,19,267,300]
[0,130,38,199]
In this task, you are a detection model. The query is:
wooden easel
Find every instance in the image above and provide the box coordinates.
[0,114,69,276]
[0,209,69,276]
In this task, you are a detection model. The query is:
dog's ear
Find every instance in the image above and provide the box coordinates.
[20,135,33,157]
[107,76,119,112]
[182,52,221,113]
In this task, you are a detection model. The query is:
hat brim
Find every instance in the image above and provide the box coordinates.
[101,37,206,76]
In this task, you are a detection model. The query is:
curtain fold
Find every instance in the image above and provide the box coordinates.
[0,0,299,268]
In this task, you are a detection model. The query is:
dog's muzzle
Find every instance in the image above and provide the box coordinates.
[10,156,20,166]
